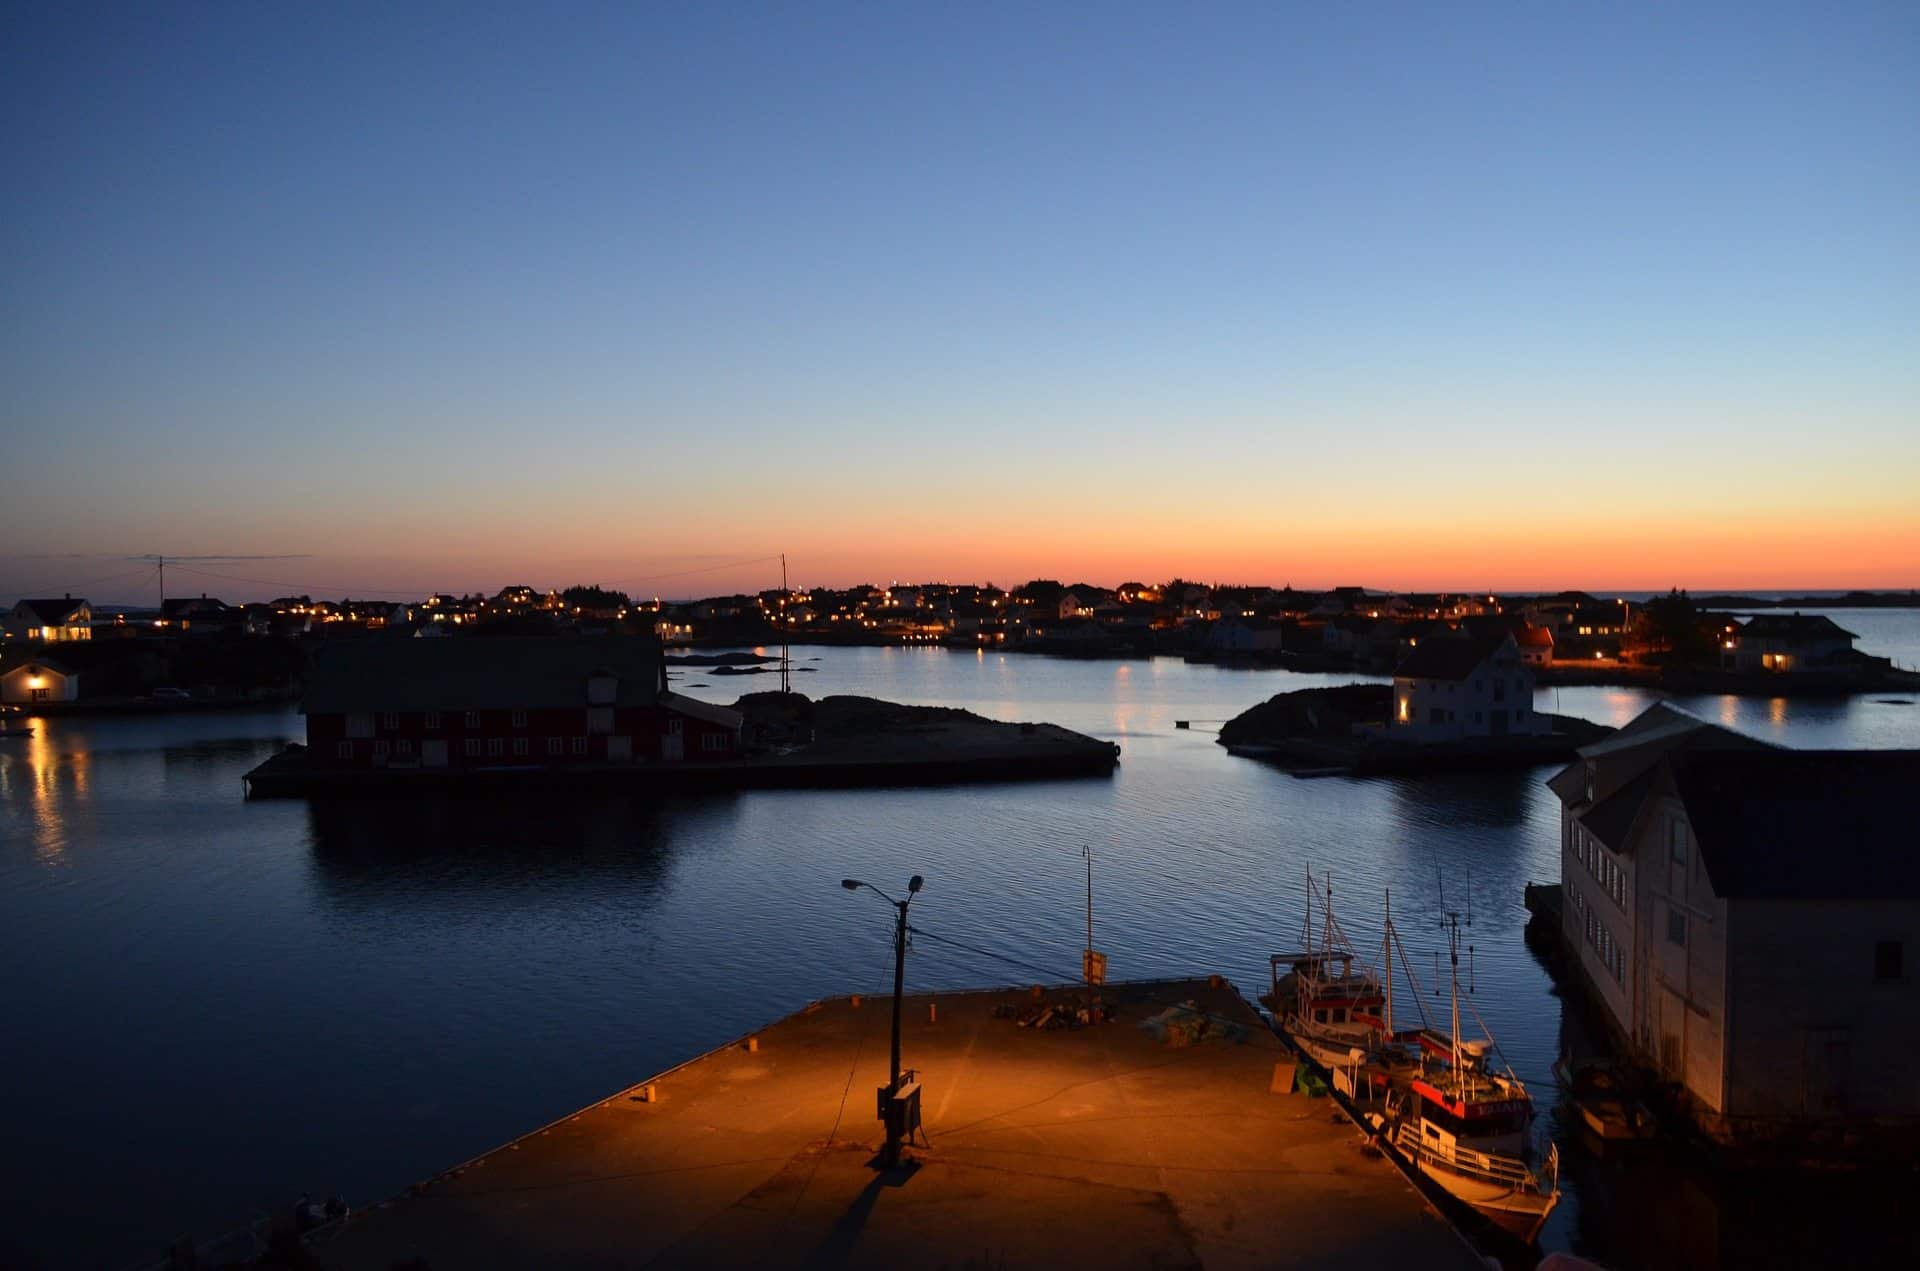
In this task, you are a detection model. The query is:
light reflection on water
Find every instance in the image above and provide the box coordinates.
[1,634,1916,1270]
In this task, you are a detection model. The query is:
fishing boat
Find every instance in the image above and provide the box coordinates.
[1262,868,1387,1069]
[1380,914,1560,1245]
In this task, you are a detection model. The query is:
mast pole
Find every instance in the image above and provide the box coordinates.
[1383,889,1392,1035]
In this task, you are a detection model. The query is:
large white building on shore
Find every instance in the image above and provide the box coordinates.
[1549,704,1920,1151]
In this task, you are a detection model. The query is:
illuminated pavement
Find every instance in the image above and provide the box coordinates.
[311,979,1481,1270]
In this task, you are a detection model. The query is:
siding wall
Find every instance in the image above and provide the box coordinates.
[1724,899,1920,1120]
[1560,806,1636,1038]
[308,705,738,766]
[1637,799,1730,1114]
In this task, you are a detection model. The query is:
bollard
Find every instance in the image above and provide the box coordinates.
[1208,974,1224,989]
[928,1002,937,1023]
[636,1083,658,1103]
[746,1036,759,1053]
[851,994,861,1008]
[1031,984,1044,1000]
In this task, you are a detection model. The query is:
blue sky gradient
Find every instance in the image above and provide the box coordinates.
[4,3,1916,599]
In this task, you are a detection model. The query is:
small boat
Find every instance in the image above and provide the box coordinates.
[1262,867,1387,1069]
[0,705,33,741]
[1554,1055,1657,1142]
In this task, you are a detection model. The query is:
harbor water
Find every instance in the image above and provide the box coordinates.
[2,610,1916,1269]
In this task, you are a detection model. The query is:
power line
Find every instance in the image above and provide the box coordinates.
[2,563,157,601]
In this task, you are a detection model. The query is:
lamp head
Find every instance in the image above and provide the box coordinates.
[908,875,924,894]
[841,879,861,891]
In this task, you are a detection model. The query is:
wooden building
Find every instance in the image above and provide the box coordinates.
[1550,703,1920,1150]
[303,636,741,770]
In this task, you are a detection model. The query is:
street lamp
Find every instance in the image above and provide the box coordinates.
[841,873,923,1167]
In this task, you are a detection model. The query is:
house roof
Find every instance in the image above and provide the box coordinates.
[657,690,744,729]
[1392,633,1511,681]
[14,598,89,624]
[1514,624,1555,648]
[1738,613,1858,640]
[1673,750,1920,900]
[1582,767,1657,853]
[303,636,666,714]
[1545,703,1767,808]
[5,657,75,677]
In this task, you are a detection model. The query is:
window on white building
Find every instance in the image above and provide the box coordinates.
[1668,908,1687,947]
[487,738,504,757]
[570,736,587,755]
[1670,820,1687,866]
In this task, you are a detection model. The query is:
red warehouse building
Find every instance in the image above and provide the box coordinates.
[303,635,742,769]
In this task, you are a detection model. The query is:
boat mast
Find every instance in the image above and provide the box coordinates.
[1383,889,1393,1035]
[1446,914,1462,1078]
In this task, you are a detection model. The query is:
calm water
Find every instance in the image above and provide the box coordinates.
[2,609,1916,1270]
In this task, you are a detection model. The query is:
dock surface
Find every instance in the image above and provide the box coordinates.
[311,980,1480,1270]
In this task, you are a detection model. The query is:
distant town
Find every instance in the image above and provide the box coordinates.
[3,579,1917,709]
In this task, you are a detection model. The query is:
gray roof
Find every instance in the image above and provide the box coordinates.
[1674,750,1920,900]
[14,598,88,624]
[304,636,666,714]
[1392,633,1512,682]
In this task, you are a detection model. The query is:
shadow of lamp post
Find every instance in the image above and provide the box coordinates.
[841,873,923,1168]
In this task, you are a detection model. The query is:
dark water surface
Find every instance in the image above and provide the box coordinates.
[3,613,1916,1269]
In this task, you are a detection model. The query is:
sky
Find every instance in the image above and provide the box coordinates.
[4,2,1917,603]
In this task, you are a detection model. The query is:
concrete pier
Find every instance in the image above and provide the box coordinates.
[310,979,1482,1270]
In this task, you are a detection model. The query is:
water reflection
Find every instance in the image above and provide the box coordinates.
[304,792,730,914]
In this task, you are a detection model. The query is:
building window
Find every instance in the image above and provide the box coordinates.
[570,736,587,755]
[397,739,412,757]
[336,741,353,760]
[668,718,684,736]
[381,712,399,730]
[347,713,374,738]
[1875,941,1904,982]
[700,732,728,752]
[31,687,49,702]
[512,737,529,757]
[547,737,563,756]
[487,738,504,757]
[463,711,479,728]
[372,740,390,759]
[425,711,442,730]
[1668,908,1687,947]
[1670,820,1687,866]
[463,739,480,757]
[512,709,527,728]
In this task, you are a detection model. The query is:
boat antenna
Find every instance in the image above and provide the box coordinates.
[1382,888,1393,1035]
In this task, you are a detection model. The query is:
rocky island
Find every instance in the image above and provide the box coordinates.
[1218,683,1610,776]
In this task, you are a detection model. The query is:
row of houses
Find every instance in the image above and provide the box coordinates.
[1551,703,1918,1145]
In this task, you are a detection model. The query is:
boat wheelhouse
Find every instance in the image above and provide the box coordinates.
[1264,868,1387,1069]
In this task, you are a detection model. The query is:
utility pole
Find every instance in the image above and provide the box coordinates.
[842,874,924,1169]
[779,553,791,696]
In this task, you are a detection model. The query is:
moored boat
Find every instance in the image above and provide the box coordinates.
[1379,914,1560,1244]
[1262,868,1387,1069]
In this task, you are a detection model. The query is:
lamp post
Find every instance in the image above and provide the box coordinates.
[842,873,923,1167]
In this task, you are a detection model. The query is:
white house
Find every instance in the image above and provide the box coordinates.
[1206,616,1286,654]
[1724,613,1858,673]
[6,597,92,642]
[1,658,80,704]
[1549,704,1920,1148]
[1387,632,1548,742]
